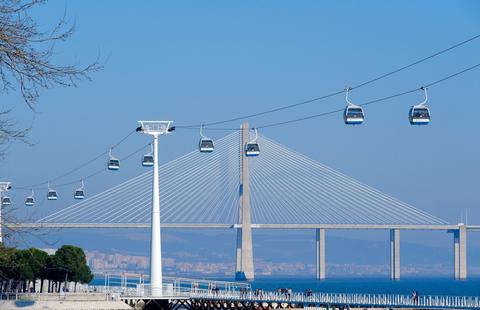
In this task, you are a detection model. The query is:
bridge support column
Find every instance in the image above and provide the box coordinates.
[316,228,325,280]
[390,229,400,280]
[454,224,467,280]
[235,122,254,281]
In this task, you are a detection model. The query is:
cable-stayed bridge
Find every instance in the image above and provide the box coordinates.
[8,123,475,286]
[37,132,445,227]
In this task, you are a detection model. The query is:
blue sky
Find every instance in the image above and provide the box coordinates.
[1,1,480,273]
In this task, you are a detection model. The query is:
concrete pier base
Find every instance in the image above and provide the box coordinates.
[390,229,400,280]
[316,228,325,280]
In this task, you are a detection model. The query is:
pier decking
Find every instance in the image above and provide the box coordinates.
[101,277,480,309]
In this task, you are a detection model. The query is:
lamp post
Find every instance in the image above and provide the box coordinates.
[137,121,174,297]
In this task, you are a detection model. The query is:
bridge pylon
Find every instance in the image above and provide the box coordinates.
[235,122,254,281]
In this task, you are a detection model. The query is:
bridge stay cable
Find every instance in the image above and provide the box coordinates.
[35,132,446,227]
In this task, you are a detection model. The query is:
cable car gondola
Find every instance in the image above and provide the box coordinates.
[74,180,85,199]
[199,125,214,153]
[343,87,364,125]
[25,190,35,206]
[142,144,154,167]
[245,128,260,157]
[108,148,120,170]
[409,87,431,125]
[1,196,11,206]
[47,182,58,200]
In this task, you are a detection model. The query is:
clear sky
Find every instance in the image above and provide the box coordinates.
[1,1,480,273]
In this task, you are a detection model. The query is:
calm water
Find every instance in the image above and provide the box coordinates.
[92,276,480,296]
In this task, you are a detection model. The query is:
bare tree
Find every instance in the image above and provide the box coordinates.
[0,0,101,245]
[0,0,101,155]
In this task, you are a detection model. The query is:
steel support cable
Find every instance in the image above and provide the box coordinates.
[78,168,153,222]
[169,132,240,222]
[221,151,242,224]
[14,129,137,190]
[204,156,240,223]
[169,165,227,223]
[263,147,406,224]
[250,164,289,224]
[104,191,150,223]
[117,194,151,223]
[125,196,151,223]
[195,174,237,224]
[253,163,350,222]
[251,150,336,224]
[204,180,235,224]
[108,162,210,221]
[251,162,311,224]
[254,156,366,224]
[39,176,146,223]
[160,135,238,223]
[157,132,238,202]
[262,136,446,224]
[271,137,438,221]
[178,156,238,224]
[257,63,480,130]
[275,140,446,224]
[278,147,446,223]
[156,163,219,223]
[159,139,236,223]
[251,148,339,224]
[250,168,280,224]
[87,134,238,224]
[251,145,366,224]
[96,181,152,223]
[255,138,380,224]
[38,171,151,222]
[258,137,436,224]
[177,35,480,129]
[59,170,152,223]
[255,145,374,224]
[21,142,150,195]
[208,138,242,223]
[54,173,151,223]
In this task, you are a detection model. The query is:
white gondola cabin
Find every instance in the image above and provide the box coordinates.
[74,180,85,199]
[199,139,214,152]
[344,87,364,125]
[409,87,431,125]
[108,148,120,170]
[25,190,34,206]
[245,128,260,157]
[47,183,58,200]
[2,196,11,206]
[142,144,154,166]
[199,125,214,153]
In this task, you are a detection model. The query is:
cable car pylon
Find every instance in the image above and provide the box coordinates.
[137,120,174,297]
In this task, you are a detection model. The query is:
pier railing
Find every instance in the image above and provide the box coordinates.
[187,290,480,309]
[79,274,480,309]
[110,282,480,309]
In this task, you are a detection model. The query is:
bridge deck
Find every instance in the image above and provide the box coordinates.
[7,222,468,230]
